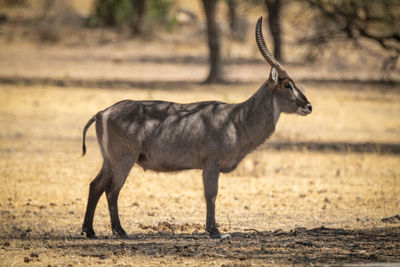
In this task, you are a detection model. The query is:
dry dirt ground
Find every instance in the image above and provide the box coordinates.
[1,82,399,266]
[0,33,400,265]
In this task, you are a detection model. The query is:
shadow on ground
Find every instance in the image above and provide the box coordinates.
[2,226,399,264]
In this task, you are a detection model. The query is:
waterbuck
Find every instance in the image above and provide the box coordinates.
[81,17,312,239]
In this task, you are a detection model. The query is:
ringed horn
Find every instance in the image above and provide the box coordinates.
[255,16,288,78]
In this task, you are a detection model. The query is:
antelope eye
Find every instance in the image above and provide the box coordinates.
[284,83,291,89]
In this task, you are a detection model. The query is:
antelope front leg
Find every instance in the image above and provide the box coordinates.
[202,160,221,238]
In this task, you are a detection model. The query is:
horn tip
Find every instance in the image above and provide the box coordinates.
[256,16,263,29]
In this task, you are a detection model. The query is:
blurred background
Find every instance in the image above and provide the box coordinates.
[0,0,399,83]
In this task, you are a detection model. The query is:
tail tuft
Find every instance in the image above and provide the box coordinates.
[82,143,87,157]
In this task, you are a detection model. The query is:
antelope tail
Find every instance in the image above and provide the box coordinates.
[82,115,96,156]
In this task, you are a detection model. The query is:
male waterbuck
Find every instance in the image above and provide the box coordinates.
[81,17,312,239]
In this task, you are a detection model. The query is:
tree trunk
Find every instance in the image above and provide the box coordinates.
[265,0,282,62]
[130,0,146,36]
[226,0,238,38]
[202,0,223,83]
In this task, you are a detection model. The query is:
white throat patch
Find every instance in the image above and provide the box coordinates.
[272,95,280,126]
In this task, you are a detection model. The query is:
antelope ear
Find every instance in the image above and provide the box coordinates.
[270,67,279,87]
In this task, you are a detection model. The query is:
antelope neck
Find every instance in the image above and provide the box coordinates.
[234,81,277,151]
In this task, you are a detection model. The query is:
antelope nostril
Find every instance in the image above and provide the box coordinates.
[306,103,312,113]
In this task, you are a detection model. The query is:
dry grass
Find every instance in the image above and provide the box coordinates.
[0,83,399,265]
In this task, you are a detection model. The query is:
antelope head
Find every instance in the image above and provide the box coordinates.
[256,17,312,116]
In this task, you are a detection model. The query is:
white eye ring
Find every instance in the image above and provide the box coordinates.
[287,81,296,91]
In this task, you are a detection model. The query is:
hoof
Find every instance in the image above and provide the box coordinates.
[87,234,98,239]
[82,227,97,239]
[115,233,129,239]
[209,232,221,239]
[208,229,221,239]
[112,229,128,239]
[207,226,222,239]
